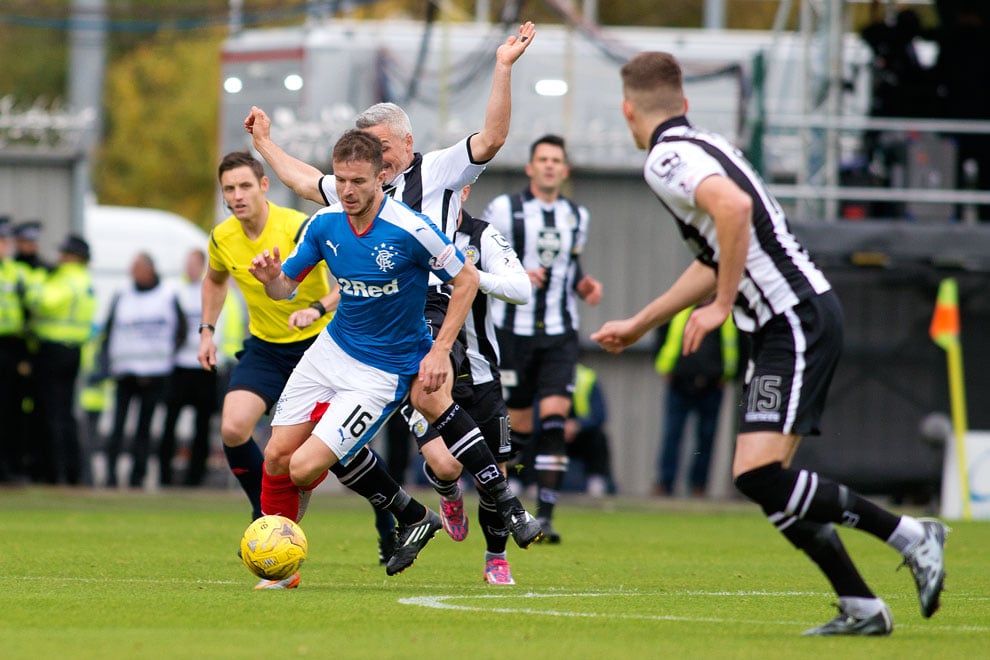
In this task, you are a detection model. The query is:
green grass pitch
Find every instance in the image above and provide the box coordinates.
[1,487,986,659]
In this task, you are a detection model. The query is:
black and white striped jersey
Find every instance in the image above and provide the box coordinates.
[454,211,530,385]
[482,188,590,336]
[645,116,831,332]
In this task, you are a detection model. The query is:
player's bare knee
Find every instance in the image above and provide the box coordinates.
[410,386,452,422]
[263,440,294,473]
[427,454,461,481]
[288,453,324,488]
[421,438,461,480]
[219,419,251,447]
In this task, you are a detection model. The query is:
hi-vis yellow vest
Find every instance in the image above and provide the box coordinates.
[572,363,597,419]
[655,306,739,379]
[28,262,96,346]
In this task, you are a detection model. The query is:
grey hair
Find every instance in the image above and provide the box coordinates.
[355,102,413,138]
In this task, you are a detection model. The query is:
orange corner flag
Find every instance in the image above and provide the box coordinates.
[930,278,960,350]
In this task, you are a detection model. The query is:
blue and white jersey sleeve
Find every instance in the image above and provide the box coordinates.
[281,210,326,283]
[387,201,465,283]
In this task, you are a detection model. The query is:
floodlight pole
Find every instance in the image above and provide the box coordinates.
[68,0,106,233]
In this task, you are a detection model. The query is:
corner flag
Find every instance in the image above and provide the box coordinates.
[929,278,960,349]
[930,277,971,520]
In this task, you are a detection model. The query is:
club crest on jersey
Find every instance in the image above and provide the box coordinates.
[373,243,397,272]
[562,209,578,229]
[430,244,456,270]
[536,228,562,268]
[463,244,480,265]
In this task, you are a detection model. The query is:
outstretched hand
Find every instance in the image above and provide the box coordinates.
[590,318,642,355]
[496,21,536,66]
[248,246,283,284]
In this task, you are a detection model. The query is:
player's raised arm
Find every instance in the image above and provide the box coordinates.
[245,106,326,205]
[468,21,536,163]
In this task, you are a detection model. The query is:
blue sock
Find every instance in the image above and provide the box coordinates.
[223,440,264,520]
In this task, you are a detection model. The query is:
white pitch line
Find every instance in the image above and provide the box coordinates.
[398,590,990,632]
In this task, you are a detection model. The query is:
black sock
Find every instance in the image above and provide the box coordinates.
[434,403,506,494]
[509,430,532,483]
[223,440,263,519]
[535,415,568,521]
[331,447,426,525]
[477,489,509,554]
[782,520,875,598]
[734,462,901,541]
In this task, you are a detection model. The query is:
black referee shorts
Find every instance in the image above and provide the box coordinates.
[739,290,843,437]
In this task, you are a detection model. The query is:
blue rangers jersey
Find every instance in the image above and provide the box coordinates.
[281,196,466,375]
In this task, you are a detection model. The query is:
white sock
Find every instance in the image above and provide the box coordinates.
[839,596,886,619]
[886,516,925,554]
[485,551,507,563]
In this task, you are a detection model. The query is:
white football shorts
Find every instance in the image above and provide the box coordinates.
[271,331,410,465]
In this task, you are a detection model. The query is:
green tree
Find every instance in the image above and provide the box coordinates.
[95,32,224,227]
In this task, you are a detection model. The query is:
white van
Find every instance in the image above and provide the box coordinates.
[84,204,210,324]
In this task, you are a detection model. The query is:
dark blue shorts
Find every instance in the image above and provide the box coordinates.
[227,334,318,413]
[739,290,843,436]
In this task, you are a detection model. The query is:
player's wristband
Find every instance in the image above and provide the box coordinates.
[198,323,216,334]
[309,301,327,316]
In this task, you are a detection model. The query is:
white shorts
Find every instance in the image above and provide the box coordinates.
[271,332,410,466]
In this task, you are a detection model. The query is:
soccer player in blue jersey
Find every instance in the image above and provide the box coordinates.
[244,21,544,556]
[592,51,948,636]
[250,129,534,577]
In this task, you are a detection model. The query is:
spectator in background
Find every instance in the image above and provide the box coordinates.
[933,0,990,220]
[564,362,613,498]
[859,5,940,219]
[102,252,185,488]
[78,324,112,486]
[0,217,31,483]
[653,303,740,498]
[12,219,49,481]
[861,7,938,120]
[13,220,51,274]
[27,235,96,485]
[158,248,219,487]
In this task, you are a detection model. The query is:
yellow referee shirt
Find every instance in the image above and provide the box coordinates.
[208,201,331,343]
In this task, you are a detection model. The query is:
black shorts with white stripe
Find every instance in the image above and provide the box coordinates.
[738,290,844,436]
